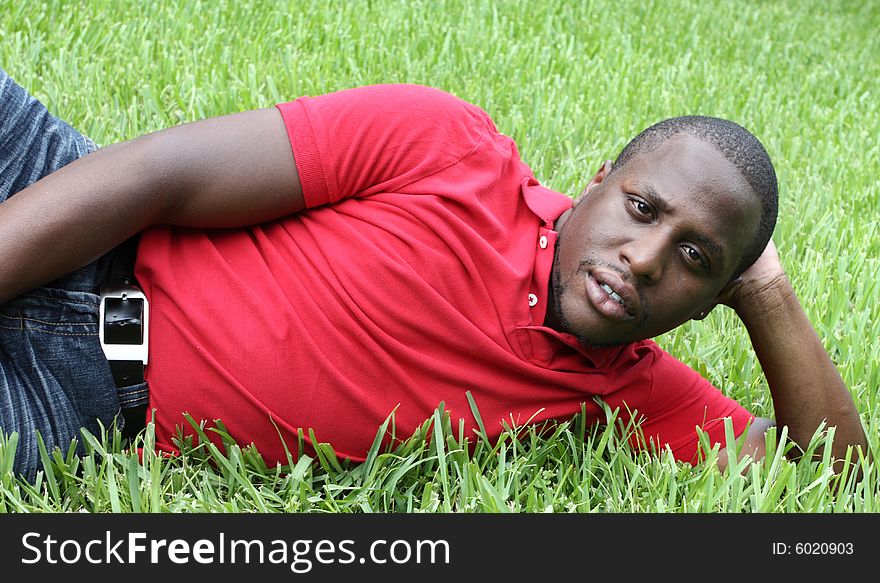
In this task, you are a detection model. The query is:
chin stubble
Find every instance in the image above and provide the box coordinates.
[549,244,651,348]
[549,243,598,348]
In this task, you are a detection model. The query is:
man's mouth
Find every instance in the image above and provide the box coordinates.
[599,282,626,307]
[584,270,639,321]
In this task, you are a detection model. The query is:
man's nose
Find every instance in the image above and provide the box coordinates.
[619,233,667,285]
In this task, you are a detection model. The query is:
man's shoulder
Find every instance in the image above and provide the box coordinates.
[350,83,491,118]
[297,83,496,143]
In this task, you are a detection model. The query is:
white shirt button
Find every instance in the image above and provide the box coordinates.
[528,293,538,307]
[539,235,548,249]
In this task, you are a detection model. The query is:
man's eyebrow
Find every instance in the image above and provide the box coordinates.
[635,182,671,214]
[694,233,725,267]
[635,181,726,267]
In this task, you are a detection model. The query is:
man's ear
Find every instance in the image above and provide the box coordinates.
[691,303,716,321]
[575,159,613,204]
[692,276,744,321]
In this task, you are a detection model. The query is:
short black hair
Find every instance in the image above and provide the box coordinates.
[610,115,778,278]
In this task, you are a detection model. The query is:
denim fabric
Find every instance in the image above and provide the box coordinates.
[1,66,147,480]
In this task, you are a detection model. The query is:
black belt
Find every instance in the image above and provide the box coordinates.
[99,235,149,439]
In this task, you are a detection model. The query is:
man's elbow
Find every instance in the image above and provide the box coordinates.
[715,416,774,474]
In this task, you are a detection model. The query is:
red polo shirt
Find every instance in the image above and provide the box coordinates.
[135,84,753,465]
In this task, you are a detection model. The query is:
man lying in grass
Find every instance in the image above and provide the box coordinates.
[0,66,867,481]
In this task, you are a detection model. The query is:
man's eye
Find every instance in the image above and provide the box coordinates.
[629,197,652,217]
[682,245,707,268]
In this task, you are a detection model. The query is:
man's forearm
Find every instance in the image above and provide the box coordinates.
[0,137,170,304]
[0,107,304,305]
[735,275,867,462]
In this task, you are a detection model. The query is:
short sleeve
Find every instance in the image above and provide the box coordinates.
[633,344,755,464]
[276,84,489,208]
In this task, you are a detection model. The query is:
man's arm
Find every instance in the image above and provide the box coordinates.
[716,240,867,472]
[0,107,303,304]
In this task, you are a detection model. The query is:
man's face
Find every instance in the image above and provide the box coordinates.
[547,134,762,347]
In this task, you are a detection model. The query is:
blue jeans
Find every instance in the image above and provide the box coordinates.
[0,66,148,480]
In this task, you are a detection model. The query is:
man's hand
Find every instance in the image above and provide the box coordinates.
[715,239,868,472]
[716,239,787,317]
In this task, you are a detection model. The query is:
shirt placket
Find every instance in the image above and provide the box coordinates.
[526,224,557,325]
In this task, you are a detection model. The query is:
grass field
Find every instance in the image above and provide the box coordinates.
[1,0,878,512]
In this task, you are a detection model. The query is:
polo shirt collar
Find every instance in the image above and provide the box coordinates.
[521,177,573,227]
[518,177,628,368]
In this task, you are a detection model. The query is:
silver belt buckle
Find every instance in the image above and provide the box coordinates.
[98,281,149,364]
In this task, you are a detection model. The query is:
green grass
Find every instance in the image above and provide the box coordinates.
[1,0,878,512]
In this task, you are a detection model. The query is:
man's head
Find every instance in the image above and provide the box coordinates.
[547,116,778,347]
